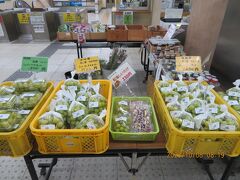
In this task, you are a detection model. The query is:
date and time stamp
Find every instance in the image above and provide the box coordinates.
[168,153,225,158]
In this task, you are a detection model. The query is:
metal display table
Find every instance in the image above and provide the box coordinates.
[23,130,237,180]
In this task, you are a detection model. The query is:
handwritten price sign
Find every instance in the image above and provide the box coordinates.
[176,56,202,72]
[74,56,101,73]
[108,62,136,89]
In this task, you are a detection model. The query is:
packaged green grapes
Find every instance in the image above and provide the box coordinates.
[68,101,88,128]
[75,114,104,129]
[16,92,42,109]
[112,114,131,132]
[114,99,130,114]
[38,111,65,129]
[0,86,15,95]
[88,94,107,116]
[14,79,47,93]
[0,95,16,109]
[186,98,205,116]
[50,98,69,120]
[167,98,182,111]
[0,110,21,132]
[76,91,90,106]
[170,110,194,131]
[63,79,83,92]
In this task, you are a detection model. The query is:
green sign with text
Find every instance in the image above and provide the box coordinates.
[123,11,133,25]
[21,56,48,72]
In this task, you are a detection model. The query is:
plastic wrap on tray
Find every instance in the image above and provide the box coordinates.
[14,79,47,93]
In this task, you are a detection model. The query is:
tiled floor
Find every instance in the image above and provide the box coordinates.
[0,9,240,180]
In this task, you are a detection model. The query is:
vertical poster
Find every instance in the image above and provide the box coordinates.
[123,11,133,25]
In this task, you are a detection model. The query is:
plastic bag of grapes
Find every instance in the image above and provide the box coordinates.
[220,112,239,131]
[0,95,16,109]
[75,114,104,129]
[0,110,21,132]
[170,110,194,131]
[206,104,225,116]
[68,101,88,128]
[0,86,15,95]
[16,109,31,126]
[62,78,83,92]
[88,94,107,116]
[114,99,130,114]
[226,80,240,99]
[167,98,182,111]
[14,79,31,93]
[29,79,48,92]
[158,76,172,91]
[16,92,42,109]
[162,91,180,103]
[50,98,69,120]
[186,98,206,116]
[113,114,131,132]
[76,91,90,106]
[188,76,205,92]
[85,83,100,95]
[38,111,65,129]
[172,75,188,95]
[179,92,195,106]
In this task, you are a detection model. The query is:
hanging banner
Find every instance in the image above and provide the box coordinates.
[21,56,48,72]
[108,62,136,89]
[17,13,30,24]
[176,56,202,72]
[74,56,101,73]
[123,11,133,25]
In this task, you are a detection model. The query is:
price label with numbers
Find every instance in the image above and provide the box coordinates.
[74,56,101,73]
[21,56,48,72]
[176,56,202,72]
[63,12,76,23]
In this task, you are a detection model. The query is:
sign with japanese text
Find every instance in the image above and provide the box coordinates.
[21,57,48,72]
[123,11,133,25]
[108,62,136,89]
[63,12,76,23]
[176,56,202,72]
[17,13,30,24]
[74,56,101,73]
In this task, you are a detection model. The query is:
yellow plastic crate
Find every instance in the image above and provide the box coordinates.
[153,81,240,157]
[0,81,54,157]
[30,80,112,154]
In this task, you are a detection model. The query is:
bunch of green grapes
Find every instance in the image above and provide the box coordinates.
[17,92,42,109]
[68,102,88,128]
[75,114,104,129]
[88,95,107,115]
[38,112,65,129]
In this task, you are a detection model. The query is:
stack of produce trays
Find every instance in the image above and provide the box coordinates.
[0,79,53,157]
[30,79,112,154]
[110,97,159,141]
[153,77,240,157]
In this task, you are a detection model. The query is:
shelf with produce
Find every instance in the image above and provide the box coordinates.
[0,80,54,157]
[153,80,240,157]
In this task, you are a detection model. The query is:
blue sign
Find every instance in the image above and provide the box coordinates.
[70,2,82,7]
[0,0,5,4]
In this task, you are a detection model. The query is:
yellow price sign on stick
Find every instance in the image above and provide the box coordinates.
[63,12,76,23]
[74,56,101,73]
[17,13,30,24]
[176,56,202,72]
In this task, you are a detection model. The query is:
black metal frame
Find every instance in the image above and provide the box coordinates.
[23,146,239,180]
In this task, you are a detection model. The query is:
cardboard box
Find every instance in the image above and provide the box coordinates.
[89,32,107,40]
[57,32,72,41]
[107,25,128,42]
[127,25,147,41]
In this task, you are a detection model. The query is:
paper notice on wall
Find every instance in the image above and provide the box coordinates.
[33,25,45,33]
[0,24,4,37]
[30,13,44,25]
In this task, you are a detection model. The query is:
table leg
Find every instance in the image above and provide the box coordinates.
[143,55,150,83]
[196,158,214,180]
[80,43,83,58]
[221,157,237,180]
[76,42,80,58]
[24,155,39,180]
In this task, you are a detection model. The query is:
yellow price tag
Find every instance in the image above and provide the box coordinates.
[63,12,76,23]
[17,13,30,24]
[176,56,202,72]
[74,56,101,73]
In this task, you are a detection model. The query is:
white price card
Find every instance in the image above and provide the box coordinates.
[228,100,239,106]
[208,107,218,114]
[67,86,78,91]
[116,117,127,122]
[119,101,128,106]
[18,110,31,115]
[195,107,204,114]
[56,105,68,111]
[41,124,55,130]
[108,62,136,89]
[72,110,85,118]
[182,120,194,129]
[209,122,220,130]
[0,114,10,119]
[220,124,236,131]
[77,96,87,101]
[89,102,99,108]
